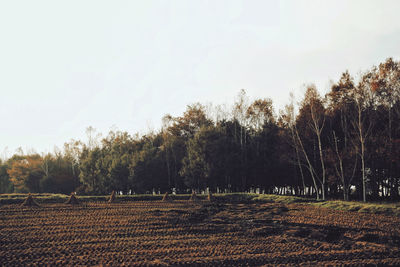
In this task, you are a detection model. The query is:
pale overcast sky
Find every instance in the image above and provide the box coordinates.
[1,0,400,156]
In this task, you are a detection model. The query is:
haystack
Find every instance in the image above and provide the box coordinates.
[207,191,213,202]
[108,190,116,203]
[162,192,171,202]
[21,193,39,207]
[65,193,80,205]
[189,191,199,202]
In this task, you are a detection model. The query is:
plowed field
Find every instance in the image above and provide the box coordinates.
[1,200,399,266]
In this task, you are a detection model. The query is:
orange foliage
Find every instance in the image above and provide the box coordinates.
[7,155,43,192]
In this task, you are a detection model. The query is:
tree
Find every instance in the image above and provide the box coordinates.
[246,98,274,132]
[326,71,358,201]
[369,59,400,199]
[280,93,306,195]
[296,85,327,200]
[180,125,217,190]
[63,140,83,192]
[351,73,375,202]
[233,89,251,190]
[0,159,13,193]
[167,103,212,138]
[130,134,167,193]
[7,154,44,193]
[79,146,104,194]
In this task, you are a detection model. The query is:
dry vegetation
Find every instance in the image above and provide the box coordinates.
[1,197,400,266]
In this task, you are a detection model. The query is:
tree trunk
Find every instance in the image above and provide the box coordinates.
[361,138,366,202]
[343,186,349,201]
[317,133,326,200]
[290,127,306,196]
[295,128,320,200]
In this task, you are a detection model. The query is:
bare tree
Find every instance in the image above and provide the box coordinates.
[351,74,374,202]
[296,85,326,200]
[283,93,306,195]
[233,89,250,190]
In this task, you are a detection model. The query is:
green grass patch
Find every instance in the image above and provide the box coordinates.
[1,193,399,217]
[0,193,68,204]
[310,200,400,216]
[251,194,312,204]
[0,193,209,204]
[213,193,255,203]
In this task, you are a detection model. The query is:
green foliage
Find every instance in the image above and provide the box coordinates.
[180,125,217,189]
[0,160,13,193]
[2,58,400,202]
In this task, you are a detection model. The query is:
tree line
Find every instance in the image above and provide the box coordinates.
[1,58,399,202]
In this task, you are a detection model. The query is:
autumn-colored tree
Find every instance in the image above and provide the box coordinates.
[351,72,375,202]
[246,98,274,132]
[7,154,44,192]
[369,59,400,199]
[326,71,358,201]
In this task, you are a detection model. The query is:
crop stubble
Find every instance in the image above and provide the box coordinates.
[0,200,399,266]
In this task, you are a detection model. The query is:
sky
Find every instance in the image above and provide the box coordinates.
[1,0,400,157]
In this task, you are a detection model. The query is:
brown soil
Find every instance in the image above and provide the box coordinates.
[1,201,399,266]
